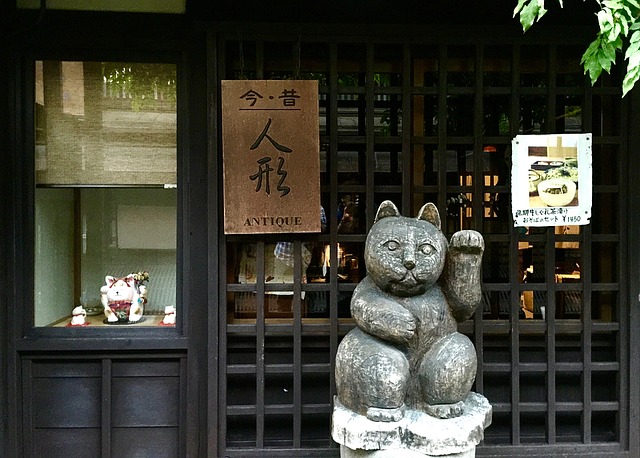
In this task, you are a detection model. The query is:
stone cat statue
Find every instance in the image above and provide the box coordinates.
[335,200,484,421]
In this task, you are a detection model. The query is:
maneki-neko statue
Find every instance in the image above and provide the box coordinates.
[68,305,88,326]
[332,201,491,457]
[100,272,148,323]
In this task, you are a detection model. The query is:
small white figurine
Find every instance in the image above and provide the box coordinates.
[100,274,147,323]
[69,305,87,326]
[161,305,176,325]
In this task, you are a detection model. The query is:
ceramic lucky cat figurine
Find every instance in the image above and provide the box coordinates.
[100,274,146,323]
[335,200,484,421]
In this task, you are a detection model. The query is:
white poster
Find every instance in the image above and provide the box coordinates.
[511,134,592,227]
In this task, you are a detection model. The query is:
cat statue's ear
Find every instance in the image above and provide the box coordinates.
[374,200,401,223]
[416,202,441,230]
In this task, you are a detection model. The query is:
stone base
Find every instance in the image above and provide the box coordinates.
[340,444,475,457]
[332,392,491,457]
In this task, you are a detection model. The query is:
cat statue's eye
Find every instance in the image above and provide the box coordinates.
[419,243,436,255]
[385,240,400,251]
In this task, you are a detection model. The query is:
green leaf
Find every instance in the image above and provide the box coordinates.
[519,2,538,31]
[581,38,602,63]
[603,41,617,58]
[625,37,640,58]
[624,64,640,84]
[602,0,622,10]
[608,21,622,41]
[519,0,548,31]
[514,0,530,17]
[626,48,640,67]
[597,9,615,33]
[626,0,640,12]
[597,51,613,72]
[619,14,630,36]
[583,52,605,85]
[622,65,640,96]
[613,35,624,50]
[515,0,640,94]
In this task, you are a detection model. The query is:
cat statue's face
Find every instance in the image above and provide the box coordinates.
[365,201,448,297]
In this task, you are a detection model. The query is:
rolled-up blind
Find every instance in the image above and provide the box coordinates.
[35,60,177,187]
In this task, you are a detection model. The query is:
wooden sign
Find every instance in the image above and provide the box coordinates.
[222,80,321,234]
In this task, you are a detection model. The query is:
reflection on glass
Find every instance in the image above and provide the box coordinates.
[373,94,402,136]
[592,291,617,322]
[556,47,584,87]
[337,150,365,183]
[35,60,177,327]
[555,224,581,250]
[556,290,582,319]
[337,187,365,234]
[410,46,438,87]
[520,290,547,320]
[337,94,363,136]
[518,238,545,283]
[593,95,621,136]
[592,144,619,187]
[483,46,512,87]
[412,95,438,137]
[593,242,618,283]
[36,188,177,327]
[228,240,362,322]
[447,47,475,87]
[321,244,353,281]
[555,225,582,319]
[482,241,510,282]
[233,292,304,319]
[513,225,585,320]
[520,95,547,134]
[446,191,473,233]
[412,145,438,186]
[556,97,583,133]
[231,243,304,320]
[374,150,402,174]
[36,61,176,186]
[482,291,512,319]
[319,102,328,137]
[520,46,547,87]
[483,96,510,136]
[447,95,474,136]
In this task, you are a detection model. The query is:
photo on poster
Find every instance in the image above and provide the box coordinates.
[511,134,592,227]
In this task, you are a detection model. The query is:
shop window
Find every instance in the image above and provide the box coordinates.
[226,235,363,322]
[34,60,177,327]
[216,35,627,454]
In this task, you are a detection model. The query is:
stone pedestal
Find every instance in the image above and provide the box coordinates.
[332,392,492,457]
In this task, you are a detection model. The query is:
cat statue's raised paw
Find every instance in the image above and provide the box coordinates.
[335,200,484,421]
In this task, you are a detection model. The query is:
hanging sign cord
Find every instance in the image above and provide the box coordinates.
[294,28,302,80]
[238,28,246,80]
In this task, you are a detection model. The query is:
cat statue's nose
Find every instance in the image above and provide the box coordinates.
[404,259,416,270]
